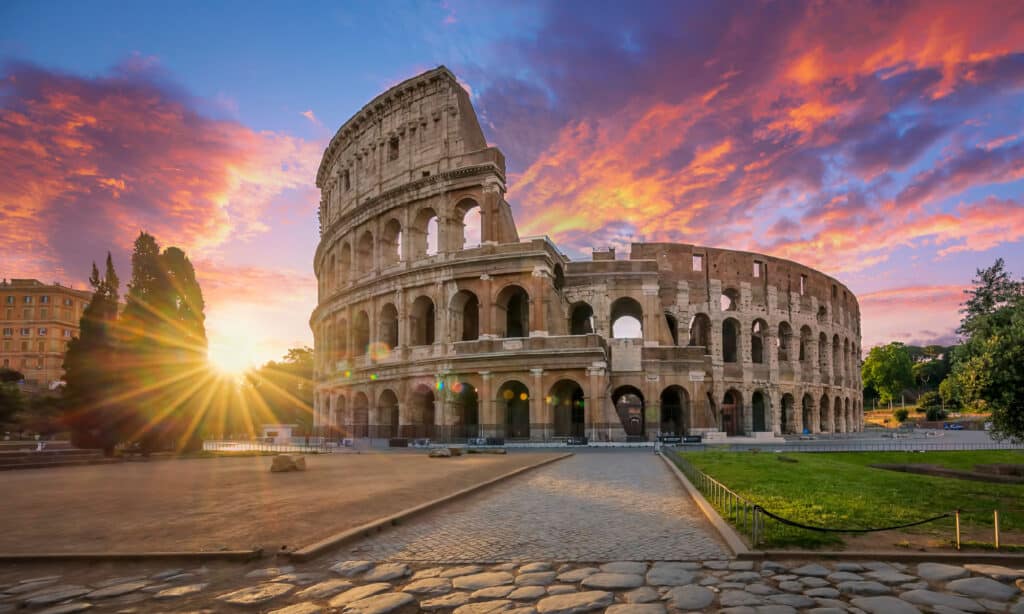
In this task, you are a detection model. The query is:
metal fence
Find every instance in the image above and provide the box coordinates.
[202,440,329,454]
[675,439,1024,453]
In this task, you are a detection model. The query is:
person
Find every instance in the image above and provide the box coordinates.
[35,440,46,452]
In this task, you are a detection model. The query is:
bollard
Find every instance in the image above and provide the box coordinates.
[994,510,1000,550]
[955,510,961,550]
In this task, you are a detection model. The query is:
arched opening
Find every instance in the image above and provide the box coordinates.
[411,384,435,439]
[610,297,643,339]
[353,392,369,438]
[335,396,347,437]
[613,386,645,439]
[818,333,829,376]
[688,313,711,348]
[379,303,398,349]
[751,319,767,364]
[832,334,841,384]
[326,254,335,293]
[802,394,814,434]
[722,389,743,436]
[835,395,844,433]
[660,386,689,436]
[570,302,594,335]
[357,230,374,276]
[820,394,831,433]
[549,379,585,437]
[722,318,740,363]
[412,208,440,257]
[845,398,852,433]
[720,288,739,312]
[377,389,399,438]
[800,325,812,363]
[353,311,370,356]
[336,318,348,361]
[752,390,768,432]
[339,242,352,285]
[451,381,479,440]
[497,381,530,439]
[410,296,436,346]
[843,338,851,383]
[665,313,679,345]
[777,321,792,362]
[380,218,402,267]
[496,285,529,338]
[817,305,828,324]
[456,198,482,249]
[552,265,565,291]
[781,393,796,434]
[450,290,479,341]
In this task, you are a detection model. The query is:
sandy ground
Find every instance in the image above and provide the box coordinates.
[0,451,558,554]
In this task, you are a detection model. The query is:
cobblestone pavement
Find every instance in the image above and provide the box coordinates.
[2,558,1022,612]
[337,450,729,562]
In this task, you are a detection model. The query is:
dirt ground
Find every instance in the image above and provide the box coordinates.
[0,451,558,554]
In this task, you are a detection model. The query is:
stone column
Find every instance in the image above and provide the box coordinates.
[530,368,544,441]
[479,274,493,337]
[479,371,494,437]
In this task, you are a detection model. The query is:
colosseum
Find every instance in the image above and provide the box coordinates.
[311,66,863,443]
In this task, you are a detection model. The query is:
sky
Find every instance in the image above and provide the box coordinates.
[2,1,1023,366]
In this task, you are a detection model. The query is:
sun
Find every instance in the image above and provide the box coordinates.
[207,340,257,376]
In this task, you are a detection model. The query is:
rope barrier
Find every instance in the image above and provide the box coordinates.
[754,505,951,533]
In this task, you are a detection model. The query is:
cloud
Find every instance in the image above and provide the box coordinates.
[858,284,965,349]
[301,109,321,126]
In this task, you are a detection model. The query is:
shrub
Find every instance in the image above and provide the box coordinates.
[926,407,948,421]
[918,391,941,408]
[894,408,909,423]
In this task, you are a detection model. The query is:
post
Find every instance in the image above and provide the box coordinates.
[955,510,961,550]
[994,510,1000,550]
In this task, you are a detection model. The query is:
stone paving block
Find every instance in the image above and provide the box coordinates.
[947,576,1019,601]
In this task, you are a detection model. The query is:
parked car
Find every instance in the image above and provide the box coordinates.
[943,422,965,430]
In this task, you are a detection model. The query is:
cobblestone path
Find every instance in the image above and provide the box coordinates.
[336,450,730,562]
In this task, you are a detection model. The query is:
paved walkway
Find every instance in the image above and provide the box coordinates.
[337,450,730,562]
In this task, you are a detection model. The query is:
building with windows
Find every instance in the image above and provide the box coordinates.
[310,67,863,442]
[0,278,92,389]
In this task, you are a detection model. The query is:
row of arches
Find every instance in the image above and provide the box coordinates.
[321,200,483,295]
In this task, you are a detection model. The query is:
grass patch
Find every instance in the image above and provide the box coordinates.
[677,450,1024,549]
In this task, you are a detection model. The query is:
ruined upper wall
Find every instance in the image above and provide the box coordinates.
[316,66,495,231]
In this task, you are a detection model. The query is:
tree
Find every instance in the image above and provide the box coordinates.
[247,347,314,433]
[958,258,1022,336]
[938,377,959,408]
[894,408,909,423]
[861,342,914,405]
[0,381,26,425]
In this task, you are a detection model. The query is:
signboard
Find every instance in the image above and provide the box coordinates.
[689,371,706,382]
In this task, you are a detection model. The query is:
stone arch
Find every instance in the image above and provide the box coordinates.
[549,379,585,437]
[802,393,814,434]
[720,287,740,312]
[339,242,352,285]
[843,337,851,385]
[410,295,436,346]
[496,284,529,338]
[751,319,768,364]
[660,385,689,436]
[377,389,399,438]
[411,207,440,257]
[817,305,828,324]
[380,218,402,267]
[832,334,841,385]
[353,310,370,356]
[570,302,595,335]
[722,317,741,363]
[451,381,479,439]
[722,389,744,436]
[378,303,399,349]
[818,332,829,376]
[497,380,531,439]
[800,325,813,363]
[450,290,479,342]
[752,390,769,432]
[610,296,643,338]
[781,393,796,434]
[777,321,793,362]
[357,230,374,276]
[820,394,831,433]
[845,397,852,433]
[688,313,711,348]
[613,385,645,439]
[353,391,369,438]
[455,198,482,249]
[410,384,435,439]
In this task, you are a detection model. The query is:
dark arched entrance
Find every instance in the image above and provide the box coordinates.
[613,386,645,439]
[498,380,530,439]
[660,386,688,436]
[549,380,585,437]
[722,389,743,436]
[411,385,435,439]
[752,390,768,432]
[451,381,479,440]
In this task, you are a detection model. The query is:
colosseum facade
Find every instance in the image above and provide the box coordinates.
[311,66,863,443]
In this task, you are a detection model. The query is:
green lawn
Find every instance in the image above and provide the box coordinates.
[676,449,1024,548]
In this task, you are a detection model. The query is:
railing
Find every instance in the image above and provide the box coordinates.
[677,439,1024,453]
[674,454,769,545]
[203,440,329,454]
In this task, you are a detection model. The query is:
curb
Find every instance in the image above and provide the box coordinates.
[287,452,574,562]
[659,451,748,557]
[743,550,1024,565]
[0,549,262,564]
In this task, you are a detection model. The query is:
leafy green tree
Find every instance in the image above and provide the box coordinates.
[938,376,959,408]
[894,408,909,423]
[861,342,914,405]
[0,381,26,425]
[925,406,948,421]
[917,391,941,408]
[247,347,314,433]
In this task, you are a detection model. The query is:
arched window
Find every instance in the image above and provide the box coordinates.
[781,393,796,434]
[777,321,792,363]
[688,313,711,348]
[752,390,768,432]
[410,296,436,346]
[379,303,398,349]
[660,386,689,436]
[411,384,435,439]
[412,208,440,257]
[832,334,841,384]
[336,318,348,360]
[800,325,812,363]
[722,389,743,436]
[380,219,402,267]
[353,311,370,356]
[751,319,767,364]
[450,290,479,341]
[326,254,336,293]
[496,285,529,338]
[570,302,594,335]
[549,379,585,437]
[339,242,352,285]
[353,392,369,438]
[613,386,645,438]
[720,288,740,312]
[497,381,530,439]
[357,231,374,276]
[820,394,831,432]
[818,332,829,374]
[451,381,479,439]
[610,297,643,338]
[377,389,399,438]
[722,318,740,363]
[801,394,814,433]
[817,305,828,324]
[456,198,482,249]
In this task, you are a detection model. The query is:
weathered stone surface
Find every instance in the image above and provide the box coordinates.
[515,572,556,586]
[34,604,92,614]
[16,575,61,586]
[518,563,552,574]
[800,576,830,588]
[492,564,518,572]
[579,572,644,590]
[900,581,927,590]
[508,586,546,601]
[151,569,185,581]
[429,448,452,458]
[963,564,1024,582]
[247,566,295,579]
[948,576,1019,600]
[273,572,325,585]
[792,564,831,577]
[472,586,515,600]
[623,586,660,603]
[454,572,515,590]
[826,571,863,582]
[421,592,472,611]
[719,589,762,607]
[837,580,890,595]
[270,454,306,471]
[728,561,755,571]
[153,583,208,600]
[645,562,698,586]
[342,592,416,614]
[22,585,91,607]
[296,578,354,600]
[835,562,864,572]
[599,562,647,575]
[441,566,486,578]
[778,580,804,593]
[555,568,598,583]
[605,605,666,614]
[535,591,613,614]
[403,577,452,595]
[804,587,840,598]
[506,608,535,614]
[328,583,393,607]
[850,595,922,614]
[899,589,986,612]
[916,563,968,582]
[746,583,778,595]
[218,582,294,606]
[362,563,411,582]
[268,603,324,614]
[767,593,816,608]
[762,562,788,572]
[546,585,576,595]
[85,581,148,599]
[865,570,918,584]
[453,600,514,614]
[664,585,715,610]
[723,571,761,583]
[92,575,145,588]
[703,560,729,570]
[412,567,444,580]
[331,561,374,577]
